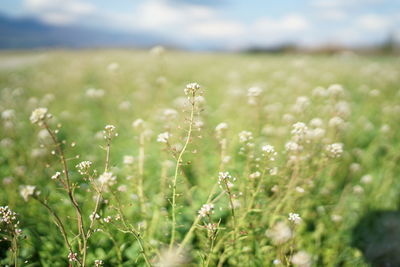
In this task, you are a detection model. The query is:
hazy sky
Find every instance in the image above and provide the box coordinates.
[1,0,399,49]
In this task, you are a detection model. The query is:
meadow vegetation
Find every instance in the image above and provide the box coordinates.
[1,49,400,266]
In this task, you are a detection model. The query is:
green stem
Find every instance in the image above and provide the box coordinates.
[169,95,195,249]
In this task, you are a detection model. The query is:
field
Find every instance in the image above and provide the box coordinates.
[1,50,400,266]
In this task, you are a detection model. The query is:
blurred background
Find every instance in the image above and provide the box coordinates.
[0,0,399,53]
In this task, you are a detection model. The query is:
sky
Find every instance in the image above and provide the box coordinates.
[1,0,399,50]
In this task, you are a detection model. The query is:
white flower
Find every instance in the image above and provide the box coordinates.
[30,108,48,124]
[361,174,373,184]
[0,206,18,225]
[267,221,292,245]
[132,118,144,129]
[269,167,278,176]
[238,131,253,143]
[288,212,302,224]
[2,109,15,120]
[309,118,323,128]
[103,125,117,139]
[326,143,344,158]
[262,144,277,160]
[285,141,302,152]
[215,122,228,132]
[184,83,200,96]
[306,128,325,140]
[247,86,263,104]
[291,251,312,267]
[218,172,236,189]
[327,84,344,97]
[296,186,305,193]
[249,171,261,179]
[157,132,170,143]
[85,88,104,98]
[329,116,344,128]
[98,172,117,187]
[76,161,92,175]
[247,87,263,97]
[198,203,214,218]
[103,216,112,223]
[123,155,134,165]
[291,122,308,141]
[51,171,61,180]
[95,259,104,267]
[68,252,78,262]
[20,185,35,201]
[89,212,100,221]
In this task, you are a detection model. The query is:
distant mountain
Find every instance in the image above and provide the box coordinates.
[0,13,169,49]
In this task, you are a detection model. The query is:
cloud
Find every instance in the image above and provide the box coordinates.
[312,0,387,9]
[356,14,390,31]
[127,0,245,47]
[316,9,348,21]
[24,0,96,25]
[254,15,310,33]
[167,0,226,6]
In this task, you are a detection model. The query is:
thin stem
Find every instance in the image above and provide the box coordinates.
[44,123,86,265]
[224,184,237,245]
[111,191,152,266]
[104,138,111,173]
[177,188,224,255]
[169,95,195,249]
[138,132,146,214]
[12,235,18,267]
[34,197,80,266]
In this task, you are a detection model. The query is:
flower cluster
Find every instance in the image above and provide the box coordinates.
[86,88,105,98]
[238,131,253,144]
[291,122,308,142]
[262,144,277,161]
[267,221,292,245]
[218,172,236,189]
[30,107,51,125]
[98,172,117,187]
[95,259,104,267]
[288,212,302,224]
[89,212,100,221]
[285,141,302,153]
[198,203,214,218]
[157,132,170,143]
[76,161,92,175]
[132,118,145,129]
[0,206,18,225]
[184,82,201,97]
[123,155,135,165]
[103,125,118,139]
[20,185,36,202]
[247,86,263,105]
[326,143,344,158]
[68,252,78,262]
[0,206,21,236]
[51,171,61,180]
[215,122,228,139]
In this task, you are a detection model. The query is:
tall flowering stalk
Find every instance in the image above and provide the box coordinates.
[28,108,120,266]
[31,108,87,265]
[169,83,201,249]
[132,119,147,214]
[218,172,237,244]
